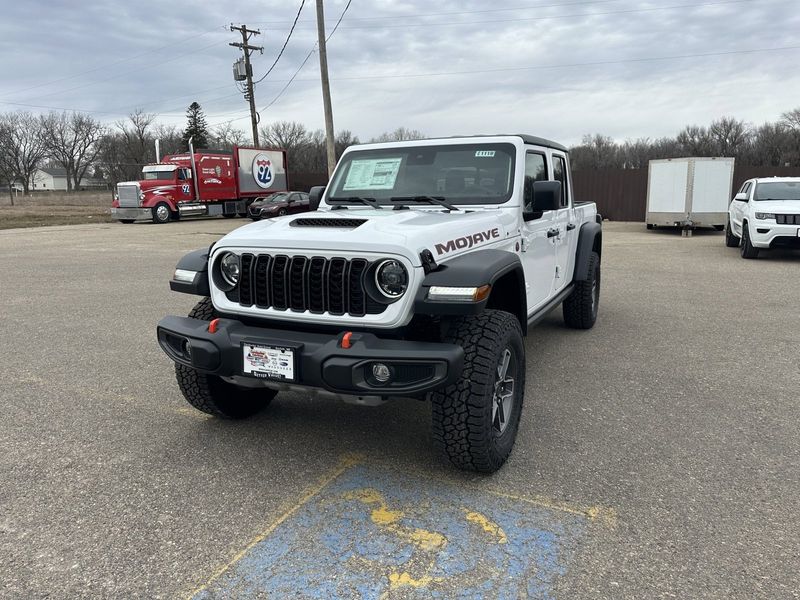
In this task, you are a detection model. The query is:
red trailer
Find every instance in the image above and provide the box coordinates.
[111,144,289,224]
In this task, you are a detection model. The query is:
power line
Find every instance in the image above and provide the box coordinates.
[253,0,307,85]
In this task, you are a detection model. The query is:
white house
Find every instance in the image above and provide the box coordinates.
[32,167,69,191]
[29,168,108,191]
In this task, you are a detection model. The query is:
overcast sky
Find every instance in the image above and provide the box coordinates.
[0,0,798,145]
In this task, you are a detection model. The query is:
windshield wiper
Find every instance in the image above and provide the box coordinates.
[390,195,459,211]
[327,196,382,209]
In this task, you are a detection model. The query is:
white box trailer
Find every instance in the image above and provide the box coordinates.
[646,157,735,230]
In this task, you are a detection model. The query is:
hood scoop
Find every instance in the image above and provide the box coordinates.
[290,217,367,228]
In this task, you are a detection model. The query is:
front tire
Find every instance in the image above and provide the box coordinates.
[175,298,276,418]
[563,251,600,329]
[430,310,525,473]
[152,202,171,224]
[740,222,759,259]
[725,218,739,247]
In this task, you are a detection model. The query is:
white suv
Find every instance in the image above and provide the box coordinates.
[725,177,800,258]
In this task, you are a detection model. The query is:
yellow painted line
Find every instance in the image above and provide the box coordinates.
[185,453,363,600]
[374,461,617,528]
[463,509,508,543]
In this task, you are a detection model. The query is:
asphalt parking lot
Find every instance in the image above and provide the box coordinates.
[1,219,798,599]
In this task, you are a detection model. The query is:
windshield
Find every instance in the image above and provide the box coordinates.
[754,181,800,201]
[142,170,175,181]
[326,143,516,206]
[266,193,289,203]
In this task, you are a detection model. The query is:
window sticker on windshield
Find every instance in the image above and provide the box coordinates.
[343,158,402,190]
[475,150,496,158]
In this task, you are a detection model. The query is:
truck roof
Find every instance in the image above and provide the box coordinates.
[355,134,568,153]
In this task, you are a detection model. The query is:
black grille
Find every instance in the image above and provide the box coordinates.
[233,254,385,316]
[776,214,800,225]
[290,218,367,228]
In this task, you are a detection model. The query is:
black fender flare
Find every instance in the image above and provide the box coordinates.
[169,248,210,296]
[414,248,526,330]
[573,222,602,282]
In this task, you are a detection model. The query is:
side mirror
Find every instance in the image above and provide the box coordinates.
[733,192,748,202]
[527,181,561,214]
[309,185,326,211]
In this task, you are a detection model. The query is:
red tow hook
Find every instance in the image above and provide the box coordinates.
[340,331,353,349]
[208,318,220,334]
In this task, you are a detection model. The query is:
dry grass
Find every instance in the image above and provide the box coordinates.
[0,192,115,230]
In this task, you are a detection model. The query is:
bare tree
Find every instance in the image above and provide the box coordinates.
[212,123,248,149]
[370,127,425,143]
[780,108,800,132]
[676,125,715,156]
[708,117,751,157]
[0,112,47,195]
[0,119,17,203]
[40,112,106,191]
[153,123,184,155]
[259,121,310,150]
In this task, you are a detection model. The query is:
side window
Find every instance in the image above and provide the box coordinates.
[177,169,186,181]
[524,152,548,213]
[552,154,569,207]
[742,182,752,196]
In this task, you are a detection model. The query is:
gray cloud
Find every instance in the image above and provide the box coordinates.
[0,0,798,144]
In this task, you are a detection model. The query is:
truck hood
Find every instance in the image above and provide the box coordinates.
[215,207,518,266]
[751,200,800,212]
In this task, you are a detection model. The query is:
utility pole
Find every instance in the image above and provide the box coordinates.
[315,0,336,176]
[230,24,263,147]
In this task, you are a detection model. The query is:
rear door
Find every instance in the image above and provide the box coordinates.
[520,149,558,313]
[550,152,574,292]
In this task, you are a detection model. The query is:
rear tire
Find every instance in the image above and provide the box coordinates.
[563,251,600,329]
[175,298,276,419]
[725,218,739,247]
[152,202,171,224]
[430,310,525,473]
[740,222,759,259]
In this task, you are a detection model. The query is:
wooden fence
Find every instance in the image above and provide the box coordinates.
[573,166,800,222]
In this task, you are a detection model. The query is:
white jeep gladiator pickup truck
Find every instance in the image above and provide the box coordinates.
[725,177,800,258]
[157,135,602,472]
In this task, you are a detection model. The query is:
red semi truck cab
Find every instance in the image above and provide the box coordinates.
[111,146,289,224]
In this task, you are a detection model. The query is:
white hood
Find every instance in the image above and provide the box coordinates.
[751,200,800,213]
[215,207,519,266]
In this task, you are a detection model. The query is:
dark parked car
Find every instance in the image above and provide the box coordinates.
[248,191,310,220]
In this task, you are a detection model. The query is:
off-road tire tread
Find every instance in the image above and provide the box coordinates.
[175,297,275,419]
[563,251,599,329]
[430,310,524,473]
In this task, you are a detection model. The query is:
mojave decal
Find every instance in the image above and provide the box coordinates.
[435,228,501,255]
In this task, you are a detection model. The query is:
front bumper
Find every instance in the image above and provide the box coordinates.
[111,207,151,220]
[750,223,800,248]
[156,316,464,397]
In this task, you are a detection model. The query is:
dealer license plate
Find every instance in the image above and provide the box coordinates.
[242,343,295,381]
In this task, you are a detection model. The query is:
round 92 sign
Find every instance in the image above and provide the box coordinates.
[252,153,274,189]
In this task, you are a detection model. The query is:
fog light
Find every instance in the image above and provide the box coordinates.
[372,363,392,383]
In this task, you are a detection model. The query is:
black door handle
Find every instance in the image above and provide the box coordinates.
[547,228,559,238]
[566,223,576,231]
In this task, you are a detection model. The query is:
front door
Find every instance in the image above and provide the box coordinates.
[520,151,557,313]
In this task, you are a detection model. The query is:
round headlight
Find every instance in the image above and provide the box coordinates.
[375,259,408,299]
[220,252,241,287]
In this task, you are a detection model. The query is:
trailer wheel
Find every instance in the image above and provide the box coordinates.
[222,213,237,219]
[152,202,171,224]
[646,224,654,230]
[119,219,135,224]
[429,310,525,473]
[740,222,759,259]
[724,218,739,247]
[713,225,724,231]
[175,297,277,418]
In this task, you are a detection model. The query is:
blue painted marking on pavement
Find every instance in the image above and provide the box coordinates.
[195,464,587,599]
